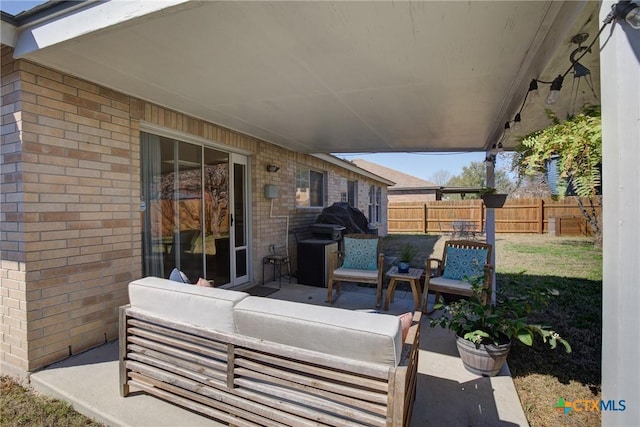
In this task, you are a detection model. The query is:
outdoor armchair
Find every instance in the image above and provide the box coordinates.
[326,234,384,307]
[423,240,493,313]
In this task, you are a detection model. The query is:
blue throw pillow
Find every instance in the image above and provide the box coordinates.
[169,268,190,283]
[442,247,488,281]
[342,237,378,270]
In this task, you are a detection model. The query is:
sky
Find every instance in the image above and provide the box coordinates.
[0,0,46,15]
[1,0,506,182]
[335,152,489,183]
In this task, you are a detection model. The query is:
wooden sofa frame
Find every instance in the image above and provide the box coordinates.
[119,306,421,426]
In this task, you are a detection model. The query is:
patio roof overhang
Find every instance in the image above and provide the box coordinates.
[4,0,601,155]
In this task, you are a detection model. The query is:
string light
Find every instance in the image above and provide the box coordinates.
[492,2,636,151]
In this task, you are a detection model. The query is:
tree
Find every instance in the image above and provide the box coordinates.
[430,169,453,185]
[513,105,602,245]
[446,161,514,199]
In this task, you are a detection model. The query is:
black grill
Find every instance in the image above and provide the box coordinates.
[309,223,345,241]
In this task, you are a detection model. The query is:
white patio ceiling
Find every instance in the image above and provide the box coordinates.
[10,0,600,154]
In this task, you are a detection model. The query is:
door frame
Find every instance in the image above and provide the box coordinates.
[140,122,253,286]
[229,152,250,285]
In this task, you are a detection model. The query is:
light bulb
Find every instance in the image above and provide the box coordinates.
[503,122,511,137]
[513,113,521,131]
[527,79,540,101]
[546,90,560,105]
[546,75,564,105]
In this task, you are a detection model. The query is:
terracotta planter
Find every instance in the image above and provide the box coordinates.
[481,194,507,208]
[455,334,511,377]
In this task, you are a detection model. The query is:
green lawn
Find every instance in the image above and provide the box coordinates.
[0,376,103,427]
[496,235,602,427]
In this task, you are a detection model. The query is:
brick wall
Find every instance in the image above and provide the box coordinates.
[1,45,28,376]
[0,49,388,374]
[1,50,142,372]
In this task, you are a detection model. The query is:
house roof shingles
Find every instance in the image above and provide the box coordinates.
[350,159,437,190]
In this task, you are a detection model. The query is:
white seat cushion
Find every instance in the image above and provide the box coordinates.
[128,277,248,333]
[333,267,379,280]
[429,276,473,292]
[234,296,402,366]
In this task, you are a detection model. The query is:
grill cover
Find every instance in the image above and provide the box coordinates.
[316,202,371,234]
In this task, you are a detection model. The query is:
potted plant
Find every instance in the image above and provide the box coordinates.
[479,187,507,208]
[397,244,417,274]
[430,275,571,376]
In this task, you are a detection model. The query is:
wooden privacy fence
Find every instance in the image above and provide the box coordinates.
[388,197,600,235]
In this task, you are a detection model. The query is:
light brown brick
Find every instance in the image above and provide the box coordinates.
[67,253,102,266]
[63,75,99,93]
[33,136,76,152]
[101,103,130,118]
[19,61,63,83]
[77,89,110,106]
[77,141,110,154]
[63,93,100,111]
[78,228,112,239]
[100,87,129,105]
[20,81,64,101]
[64,112,99,128]
[65,148,100,161]
[77,159,110,171]
[37,95,78,114]
[63,130,100,145]
[65,167,103,178]
[77,107,111,122]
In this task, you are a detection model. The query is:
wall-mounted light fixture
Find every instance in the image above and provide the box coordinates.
[266,164,280,173]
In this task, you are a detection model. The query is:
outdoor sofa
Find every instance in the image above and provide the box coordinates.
[119,277,421,426]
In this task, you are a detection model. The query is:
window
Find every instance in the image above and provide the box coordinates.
[296,167,325,207]
[368,185,381,223]
[347,180,357,207]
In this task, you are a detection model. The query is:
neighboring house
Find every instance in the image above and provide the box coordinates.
[351,159,439,203]
[0,50,392,376]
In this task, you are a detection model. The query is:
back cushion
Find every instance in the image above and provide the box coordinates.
[442,247,488,281]
[128,277,248,333]
[342,237,378,270]
[234,297,402,366]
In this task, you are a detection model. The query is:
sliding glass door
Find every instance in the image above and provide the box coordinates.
[141,132,248,286]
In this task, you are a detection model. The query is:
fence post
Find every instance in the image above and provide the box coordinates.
[538,198,544,234]
[423,204,427,233]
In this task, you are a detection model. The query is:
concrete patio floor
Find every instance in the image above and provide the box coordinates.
[30,280,529,427]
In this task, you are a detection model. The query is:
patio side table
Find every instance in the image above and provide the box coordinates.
[262,255,291,288]
[384,266,424,312]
